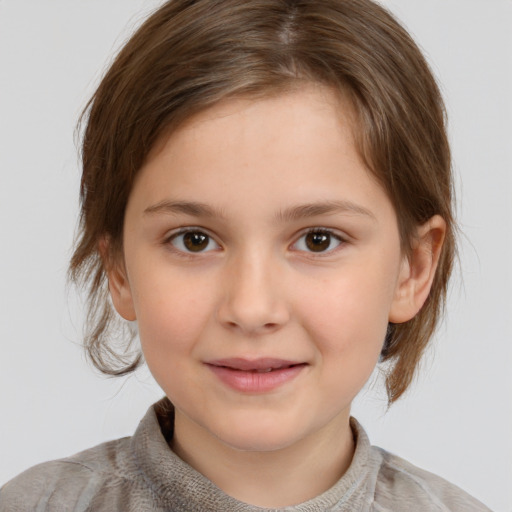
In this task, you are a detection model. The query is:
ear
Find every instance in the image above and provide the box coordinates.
[389,215,446,323]
[98,237,136,321]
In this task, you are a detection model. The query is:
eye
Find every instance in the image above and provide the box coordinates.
[168,229,220,253]
[293,229,344,253]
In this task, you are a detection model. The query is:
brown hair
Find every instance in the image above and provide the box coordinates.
[70,0,455,403]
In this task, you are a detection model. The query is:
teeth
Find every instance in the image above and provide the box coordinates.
[256,368,273,373]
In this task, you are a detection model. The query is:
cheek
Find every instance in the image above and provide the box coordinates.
[296,261,396,362]
[300,284,388,401]
[133,277,216,401]
[132,272,215,361]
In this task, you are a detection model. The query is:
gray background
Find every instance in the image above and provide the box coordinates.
[0,1,510,510]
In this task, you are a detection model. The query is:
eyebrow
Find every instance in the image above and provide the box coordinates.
[144,200,226,218]
[275,200,377,223]
[144,199,376,222]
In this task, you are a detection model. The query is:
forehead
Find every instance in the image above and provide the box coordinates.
[127,84,393,226]
[147,83,359,164]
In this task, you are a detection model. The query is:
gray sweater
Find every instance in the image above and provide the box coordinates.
[0,398,491,511]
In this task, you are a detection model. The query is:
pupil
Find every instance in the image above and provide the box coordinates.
[306,232,330,252]
[184,232,208,252]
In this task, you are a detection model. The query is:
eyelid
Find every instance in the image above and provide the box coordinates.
[290,227,348,255]
[162,226,348,257]
[164,226,221,255]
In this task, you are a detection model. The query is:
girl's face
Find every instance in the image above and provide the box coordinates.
[113,85,413,453]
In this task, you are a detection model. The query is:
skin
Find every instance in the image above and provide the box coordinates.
[108,84,445,507]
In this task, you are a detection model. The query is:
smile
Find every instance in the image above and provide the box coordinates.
[205,358,307,393]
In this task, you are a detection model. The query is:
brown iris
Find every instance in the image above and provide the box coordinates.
[305,231,331,252]
[183,231,209,252]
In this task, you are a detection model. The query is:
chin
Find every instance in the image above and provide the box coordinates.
[219,431,298,453]
[211,415,308,453]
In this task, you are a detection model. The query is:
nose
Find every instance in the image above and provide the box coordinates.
[216,250,290,336]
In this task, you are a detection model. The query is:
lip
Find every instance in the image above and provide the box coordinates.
[205,358,307,393]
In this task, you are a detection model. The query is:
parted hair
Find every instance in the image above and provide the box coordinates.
[70,0,455,403]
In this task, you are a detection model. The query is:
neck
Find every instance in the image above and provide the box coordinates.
[171,410,355,508]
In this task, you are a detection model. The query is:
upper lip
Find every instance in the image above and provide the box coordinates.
[205,358,304,371]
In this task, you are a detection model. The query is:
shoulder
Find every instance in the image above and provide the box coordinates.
[370,446,492,512]
[0,437,134,512]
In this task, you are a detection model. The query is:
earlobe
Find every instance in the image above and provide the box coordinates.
[99,238,137,322]
[389,215,446,323]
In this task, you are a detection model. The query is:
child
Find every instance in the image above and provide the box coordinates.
[0,0,494,510]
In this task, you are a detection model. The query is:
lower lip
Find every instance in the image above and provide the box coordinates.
[206,364,306,393]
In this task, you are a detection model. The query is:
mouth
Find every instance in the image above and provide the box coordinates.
[205,358,308,393]
[206,358,306,372]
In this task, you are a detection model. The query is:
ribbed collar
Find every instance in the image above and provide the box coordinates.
[131,398,374,511]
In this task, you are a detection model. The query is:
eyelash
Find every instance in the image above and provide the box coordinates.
[292,228,346,255]
[163,227,347,257]
[164,227,221,257]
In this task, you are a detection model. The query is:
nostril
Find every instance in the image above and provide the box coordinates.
[216,297,290,334]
